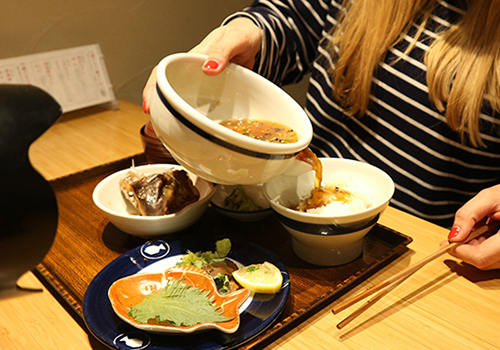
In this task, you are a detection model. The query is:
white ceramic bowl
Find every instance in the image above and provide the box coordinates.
[92,164,215,238]
[263,158,394,266]
[211,184,272,222]
[149,52,313,185]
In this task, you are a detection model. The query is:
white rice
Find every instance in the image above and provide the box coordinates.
[299,172,373,215]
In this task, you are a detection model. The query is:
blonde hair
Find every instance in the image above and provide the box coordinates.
[327,0,500,147]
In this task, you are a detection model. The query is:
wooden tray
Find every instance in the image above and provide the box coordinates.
[36,155,412,350]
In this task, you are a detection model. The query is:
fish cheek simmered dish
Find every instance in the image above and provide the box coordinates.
[120,170,200,216]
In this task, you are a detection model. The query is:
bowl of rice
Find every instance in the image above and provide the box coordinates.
[263,158,394,266]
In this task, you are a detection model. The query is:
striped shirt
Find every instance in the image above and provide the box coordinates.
[225,0,500,228]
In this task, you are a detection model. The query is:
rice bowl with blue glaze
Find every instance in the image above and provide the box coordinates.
[263,158,394,266]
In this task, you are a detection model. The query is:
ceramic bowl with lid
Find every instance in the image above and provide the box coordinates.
[140,120,175,164]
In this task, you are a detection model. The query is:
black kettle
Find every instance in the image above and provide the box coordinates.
[0,84,61,297]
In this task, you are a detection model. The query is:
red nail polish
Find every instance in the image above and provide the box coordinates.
[143,99,149,114]
[203,59,219,70]
[448,226,460,240]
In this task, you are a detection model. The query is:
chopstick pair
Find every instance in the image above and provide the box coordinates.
[332,219,500,330]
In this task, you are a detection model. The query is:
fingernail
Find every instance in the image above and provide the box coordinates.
[203,59,220,70]
[448,226,460,240]
[142,99,149,114]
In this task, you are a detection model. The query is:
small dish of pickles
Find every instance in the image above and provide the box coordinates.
[211,184,272,222]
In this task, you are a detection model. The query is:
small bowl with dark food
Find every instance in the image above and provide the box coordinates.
[211,184,272,222]
[92,164,215,237]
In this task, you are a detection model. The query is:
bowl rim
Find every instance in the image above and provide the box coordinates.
[155,52,312,156]
[92,164,215,220]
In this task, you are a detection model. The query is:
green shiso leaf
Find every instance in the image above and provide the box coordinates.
[128,278,233,326]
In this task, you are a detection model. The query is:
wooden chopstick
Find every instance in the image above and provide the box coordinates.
[333,220,499,329]
[335,271,413,329]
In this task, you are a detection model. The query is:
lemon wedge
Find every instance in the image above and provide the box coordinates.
[232,261,283,294]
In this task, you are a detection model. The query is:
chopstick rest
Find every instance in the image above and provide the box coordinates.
[332,220,499,329]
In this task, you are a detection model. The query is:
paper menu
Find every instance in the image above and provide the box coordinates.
[0,44,118,113]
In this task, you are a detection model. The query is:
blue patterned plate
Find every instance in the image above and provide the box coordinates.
[83,238,290,350]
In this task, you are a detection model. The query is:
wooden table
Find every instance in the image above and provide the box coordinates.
[2,100,499,350]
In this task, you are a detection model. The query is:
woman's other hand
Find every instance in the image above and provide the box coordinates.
[142,17,261,114]
[447,184,500,270]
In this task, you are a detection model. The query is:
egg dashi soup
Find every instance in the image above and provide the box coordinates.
[220,118,298,144]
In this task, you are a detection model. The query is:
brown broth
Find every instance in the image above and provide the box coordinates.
[294,148,353,211]
[220,118,298,144]
[295,186,352,211]
[296,147,323,188]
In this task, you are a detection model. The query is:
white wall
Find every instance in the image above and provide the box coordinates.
[1,0,308,107]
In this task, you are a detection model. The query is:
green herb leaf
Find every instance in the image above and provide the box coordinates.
[213,273,228,295]
[128,278,233,326]
[246,265,259,273]
[215,238,231,258]
[176,239,232,269]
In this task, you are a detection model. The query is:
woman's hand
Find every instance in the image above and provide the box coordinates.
[447,184,500,270]
[142,17,262,114]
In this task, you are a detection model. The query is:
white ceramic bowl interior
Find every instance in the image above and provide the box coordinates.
[263,158,394,266]
[92,164,215,238]
[211,184,272,222]
[150,53,313,185]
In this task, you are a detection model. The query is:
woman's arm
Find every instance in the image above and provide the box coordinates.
[143,0,331,113]
[142,17,261,114]
[228,0,331,85]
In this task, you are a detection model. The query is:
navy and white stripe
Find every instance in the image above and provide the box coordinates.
[225,0,500,228]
